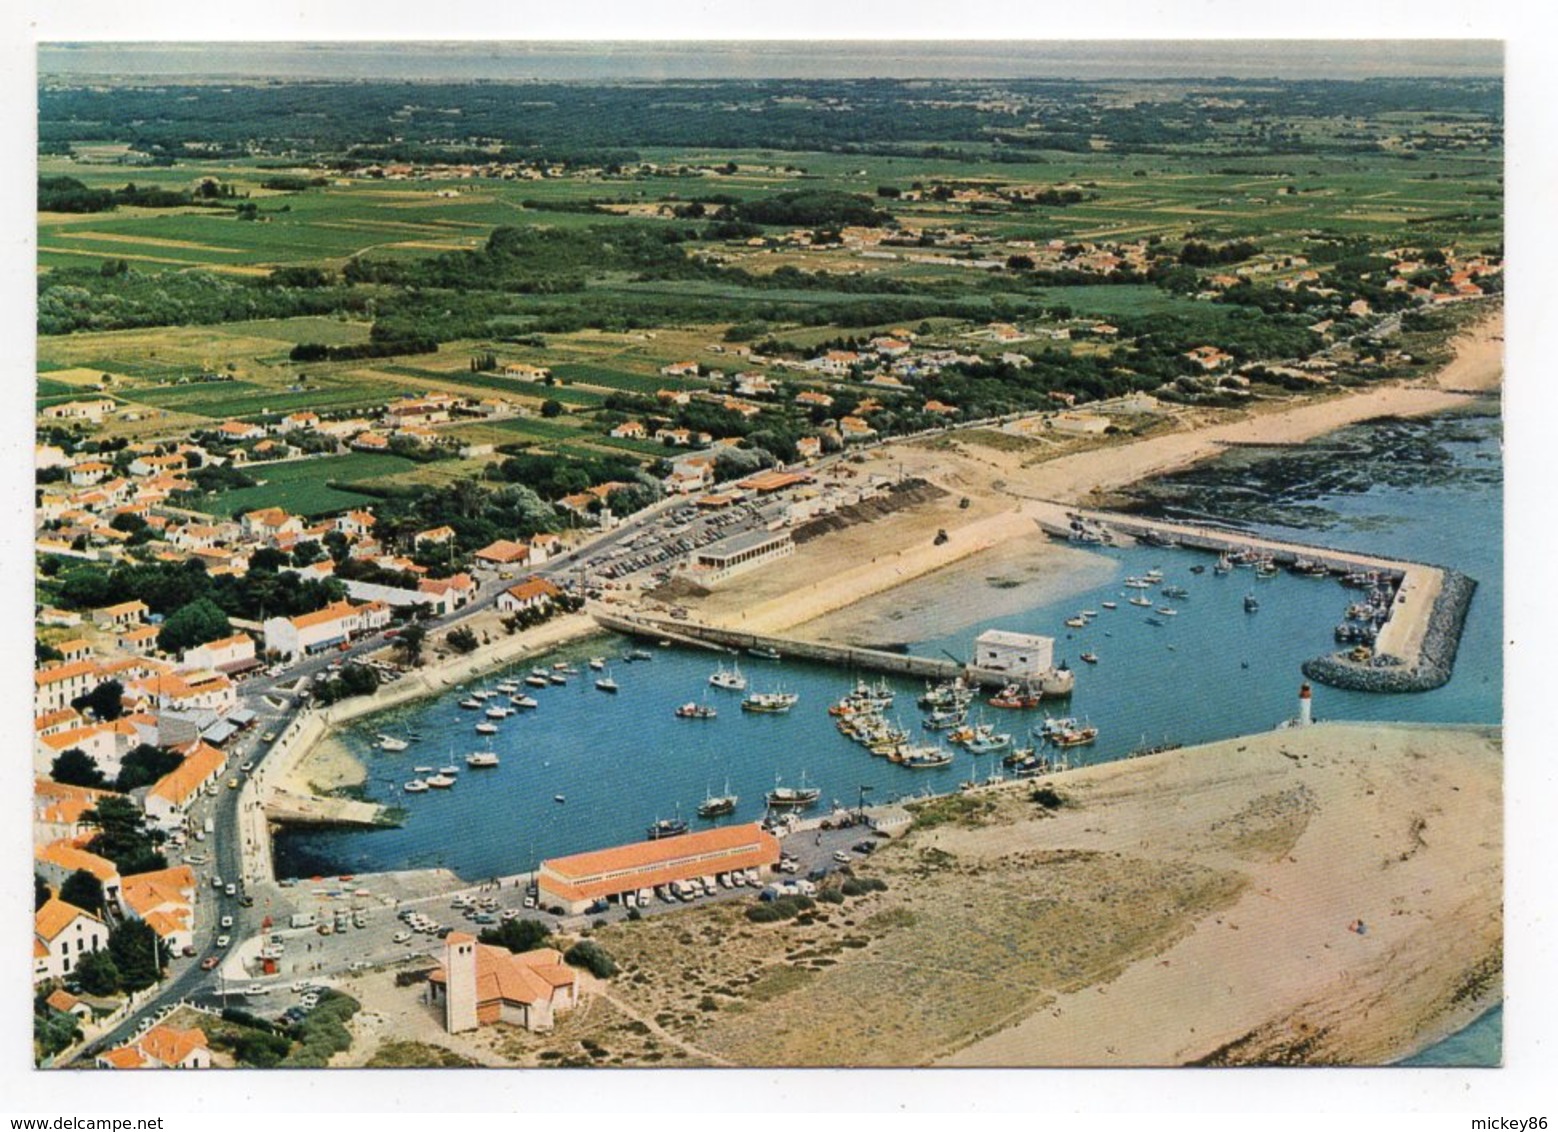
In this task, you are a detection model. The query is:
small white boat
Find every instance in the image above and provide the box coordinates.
[475,722,499,735]
[403,779,429,794]
[466,751,500,769]
[709,662,747,691]
[495,680,519,694]
[596,675,619,693]
[439,765,460,776]
[413,766,434,774]
[1128,594,1153,608]
[471,690,495,701]
[458,698,483,710]
[377,734,409,752]
[554,794,566,803]
[1100,601,1118,610]
[524,675,550,688]
[588,657,606,671]
[485,705,511,719]
[425,774,456,789]
[548,672,568,685]
[510,695,539,710]
[1156,607,1178,616]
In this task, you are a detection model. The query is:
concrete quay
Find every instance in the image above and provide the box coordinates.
[1032,501,1474,693]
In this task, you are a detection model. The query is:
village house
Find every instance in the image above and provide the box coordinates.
[41,398,116,424]
[116,624,161,656]
[1184,345,1233,371]
[142,743,228,830]
[733,373,778,397]
[241,507,305,544]
[351,431,391,452]
[127,452,187,478]
[804,350,860,376]
[34,843,122,918]
[659,361,701,378]
[68,461,113,488]
[261,600,392,661]
[43,988,95,1025]
[502,362,551,382]
[839,416,877,442]
[795,436,823,462]
[472,539,530,572]
[215,420,266,442]
[923,400,959,416]
[34,659,100,716]
[794,389,835,410]
[656,388,691,406]
[413,525,456,549]
[497,576,563,616]
[609,421,649,440]
[96,1025,211,1070]
[34,896,109,984]
[119,865,197,955]
[277,411,320,432]
[528,533,561,564]
[663,454,717,495]
[178,633,259,676]
[129,670,238,717]
[417,573,477,614]
[32,779,118,844]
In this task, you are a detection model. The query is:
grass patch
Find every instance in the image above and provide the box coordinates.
[364,1040,480,1068]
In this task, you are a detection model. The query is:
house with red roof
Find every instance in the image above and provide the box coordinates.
[96,1025,211,1069]
[429,936,580,1033]
[34,896,108,984]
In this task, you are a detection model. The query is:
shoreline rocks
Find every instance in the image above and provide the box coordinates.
[1303,570,1478,693]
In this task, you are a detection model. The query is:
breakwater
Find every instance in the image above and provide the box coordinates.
[591,609,997,685]
[1029,501,1477,693]
[1303,570,1478,693]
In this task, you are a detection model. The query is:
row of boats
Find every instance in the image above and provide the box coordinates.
[402,750,501,793]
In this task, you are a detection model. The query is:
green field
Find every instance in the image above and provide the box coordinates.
[202,452,419,517]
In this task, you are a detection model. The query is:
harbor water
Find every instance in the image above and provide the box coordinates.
[273,407,1502,1061]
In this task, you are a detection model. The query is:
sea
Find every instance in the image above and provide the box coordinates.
[274,404,1503,1064]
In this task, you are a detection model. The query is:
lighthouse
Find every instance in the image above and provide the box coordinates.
[1298,682,1313,727]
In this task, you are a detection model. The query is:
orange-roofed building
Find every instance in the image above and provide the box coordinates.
[538,823,779,914]
[96,1025,211,1069]
[261,599,390,661]
[144,743,228,826]
[120,866,196,954]
[497,576,563,615]
[34,779,120,843]
[35,842,122,909]
[736,469,812,494]
[45,988,93,1021]
[429,937,580,1033]
[472,539,530,569]
[34,896,108,983]
[34,706,84,739]
[34,658,102,714]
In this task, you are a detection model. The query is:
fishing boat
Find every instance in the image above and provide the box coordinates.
[697,782,738,819]
[588,657,606,671]
[1064,615,1088,629]
[474,721,499,735]
[964,727,1013,755]
[595,673,619,693]
[1255,561,1280,579]
[917,678,972,710]
[510,694,539,710]
[1100,601,1118,610]
[403,779,429,794]
[646,816,690,841]
[922,708,967,731]
[495,680,519,694]
[1244,592,1260,613]
[988,683,1041,709]
[377,734,409,752]
[471,689,495,701]
[425,774,456,789]
[1032,716,1079,742]
[1161,585,1189,599]
[1123,577,1152,589]
[548,672,568,685]
[748,645,782,661]
[553,660,573,672]
[675,701,718,720]
[1156,607,1178,617]
[1051,724,1098,748]
[458,697,483,710]
[523,674,550,689]
[742,689,798,714]
[629,648,655,662]
[896,745,954,769]
[1213,553,1233,575]
[1128,594,1153,608]
[485,705,512,719]
[1079,652,1098,664]
[766,774,820,810]
[709,662,747,691]
[466,751,500,768]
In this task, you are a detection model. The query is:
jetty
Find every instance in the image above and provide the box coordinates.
[591,609,1023,690]
[1031,501,1475,693]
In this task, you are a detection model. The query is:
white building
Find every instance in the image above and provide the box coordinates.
[972,629,1055,679]
[262,600,392,661]
[34,897,108,984]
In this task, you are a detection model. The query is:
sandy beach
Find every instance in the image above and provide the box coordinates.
[518,722,1499,1068]
[678,309,1502,644]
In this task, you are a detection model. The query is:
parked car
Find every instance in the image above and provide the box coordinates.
[216,935,231,948]
[220,915,233,929]
[200,956,220,971]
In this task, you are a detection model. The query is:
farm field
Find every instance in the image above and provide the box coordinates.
[198,452,419,517]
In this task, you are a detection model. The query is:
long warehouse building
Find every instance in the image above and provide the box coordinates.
[537,824,781,914]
